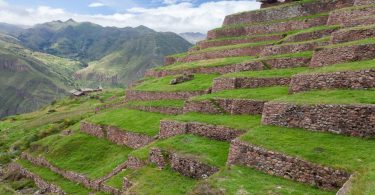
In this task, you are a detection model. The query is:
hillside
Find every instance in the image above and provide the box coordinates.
[1,0,375,194]
[0,33,84,118]
[17,20,192,87]
[179,32,206,44]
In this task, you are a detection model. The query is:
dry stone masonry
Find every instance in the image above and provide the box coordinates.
[227,139,350,190]
[81,122,155,149]
[289,69,375,93]
[212,76,291,92]
[125,89,210,101]
[331,27,375,44]
[262,102,375,137]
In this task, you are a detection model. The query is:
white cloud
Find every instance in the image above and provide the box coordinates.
[0,0,260,33]
[88,2,106,8]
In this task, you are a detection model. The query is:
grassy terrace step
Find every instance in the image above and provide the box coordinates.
[85,108,167,136]
[274,89,375,105]
[130,134,230,168]
[191,86,289,101]
[196,165,333,195]
[221,67,309,78]
[133,74,217,92]
[239,125,375,194]
[170,112,261,131]
[28,133,132,180]
[126,100,185,108]
[105,166,197,194]
[306,59,375,74]
[17,159,93,194]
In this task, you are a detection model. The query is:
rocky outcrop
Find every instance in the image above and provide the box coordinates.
[81,122,155,149]
[159,120,244,141]
[310,44,375,67]
[212,77,291,92]
[331,27,375,44]
[227,139,350,190]
[261,102,375,137]
[289,69,375,93]
[125,89,210,101]
[184,99,266,115]
[8,163,65,195]
[222,0,353,26]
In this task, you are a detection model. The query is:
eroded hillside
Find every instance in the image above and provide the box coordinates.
[1,0,375,194]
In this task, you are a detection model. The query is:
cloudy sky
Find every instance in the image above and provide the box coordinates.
[0,0,260,33]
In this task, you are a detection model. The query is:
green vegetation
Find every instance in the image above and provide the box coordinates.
[222,67,308,78]
[170,112,261,131]
[108,166,197,194]
[239,125,375,194]
[275,89,375,105]
[192,86,289,101]
[198,165,334,195]
[29,133,132,179]
[133,74,218,92]
[126,100,185,108]
[130,134,230,167]
[306,59,375,74]
[17,159,92,194]
[86,108,167,136]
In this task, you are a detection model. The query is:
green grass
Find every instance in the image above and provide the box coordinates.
[221,67,309,78]
[133,74,218,92]
[170,112,261,131]
[157,56,255,71]
[130,134,230,167]
[239,125,375,194]
[29,133,132,179]
[323,37,375,48]
[192,86,289,101]
[198,165,334,195]
[275,89,375,105]
[123,166,197,194]
[126,100,185,108]
[306,59,375,74]
[17,159,92,194]
[85,108,167,136]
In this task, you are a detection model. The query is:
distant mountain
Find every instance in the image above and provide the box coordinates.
[179,32,206,44]
[0,33,84,118]
[17,20,192,87]
[0,20,191,118]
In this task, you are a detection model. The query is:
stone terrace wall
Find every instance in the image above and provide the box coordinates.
[174,45,268,63]
[126,105,183,115]
[222,0,353,26]
[149,148,219,179]
[197,34,284,50]
[147,57,310,78]
[260,41,328,57]
[184,99,265,115]
[81,122,155,149]
[331,27,375,44]
[310,43,375,67]
[159,120,244,141]
[289,69,375,93]
[125,89,210,101]
[227,139,350,190]
[208,16,328,39]
[284,29,337,43]
[261,102,375,137]
[327,5,375,25]
[212,77,291,92]
[342,15,375,27]
[355,0,375,5]
[8,163,66,195]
